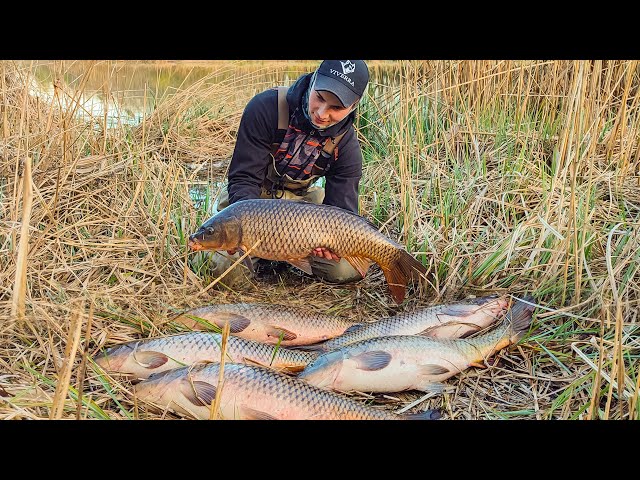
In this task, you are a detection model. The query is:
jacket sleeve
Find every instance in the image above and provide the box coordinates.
[227,89,279,205]
[323,128,362,214]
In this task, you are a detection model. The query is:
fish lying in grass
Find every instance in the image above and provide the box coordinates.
[172,302,363,347]
[188,199,427,304]
[295,294,509,352]
[133,362,441,420]
[297,296,535,394]
[93,332,318,381]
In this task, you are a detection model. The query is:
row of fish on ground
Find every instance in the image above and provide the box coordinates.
[94,293,535,420]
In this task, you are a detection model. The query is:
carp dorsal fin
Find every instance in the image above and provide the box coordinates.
[176,310,249,333]
[289,200,382,232]
[351,350,392,371]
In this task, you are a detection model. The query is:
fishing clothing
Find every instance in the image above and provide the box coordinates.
[225,72,363,214]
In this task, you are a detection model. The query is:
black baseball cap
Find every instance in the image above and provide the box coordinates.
[313,60,369,108]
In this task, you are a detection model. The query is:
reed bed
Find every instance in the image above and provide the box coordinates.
[1,60,638,420]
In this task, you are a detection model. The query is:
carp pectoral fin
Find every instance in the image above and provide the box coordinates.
[183,380,217,407]
[352,350,392,371]
[418,364,451,376]
[266,326,298,341]
[287,258,313,275]
[209,313,252,334]
[343,256,372,278]
[240,405,278,420]
[132,350,170,370]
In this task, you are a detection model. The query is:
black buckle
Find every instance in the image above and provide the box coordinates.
[272,183,285,199]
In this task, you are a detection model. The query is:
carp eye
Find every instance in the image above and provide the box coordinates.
[206,227,215,234]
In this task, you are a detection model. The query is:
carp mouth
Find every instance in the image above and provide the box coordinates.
[188,238,206,251]
[188,229,217,251]
[188,226,229,252]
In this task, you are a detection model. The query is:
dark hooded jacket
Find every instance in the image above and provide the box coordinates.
[226,72,363,213]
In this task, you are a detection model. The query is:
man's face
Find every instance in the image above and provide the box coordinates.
[307,87,355,129]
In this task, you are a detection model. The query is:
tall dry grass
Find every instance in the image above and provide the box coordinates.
[0,60,638,420]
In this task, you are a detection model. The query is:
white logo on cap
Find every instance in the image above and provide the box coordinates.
[341,60,355,75]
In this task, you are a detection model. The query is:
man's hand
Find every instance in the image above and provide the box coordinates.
[312,247,341,262]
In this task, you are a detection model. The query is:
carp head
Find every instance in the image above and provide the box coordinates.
[188,212,242,252]
[297,350,345,390]
[94,343,134,372]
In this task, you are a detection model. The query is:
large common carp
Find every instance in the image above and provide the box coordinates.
[296,294,509,352]
[172,302,363,347]
[297,296,535,394]
[188,199,427,303]
[133,362,441,420]
[93,332,318,381]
